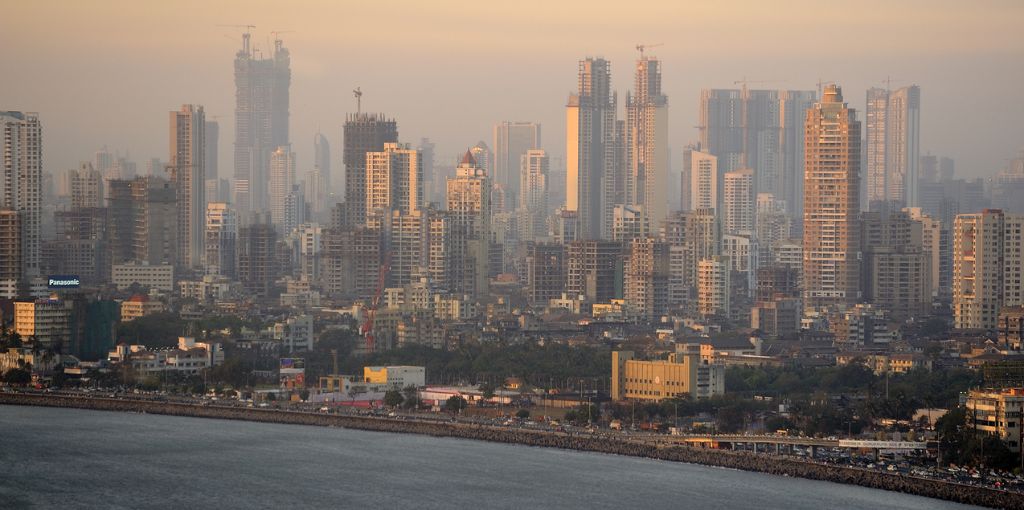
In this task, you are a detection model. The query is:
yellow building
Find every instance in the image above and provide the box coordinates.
[612,345,725,402]
[363,365,425,389]
[966,388,1024,452]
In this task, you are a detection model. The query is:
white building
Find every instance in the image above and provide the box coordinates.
[272,315,314,352]
[689,150,718,212]
[112,262,175,291]
[722,168,754,235]
[698,256,730,319]
[953,210,1024,329]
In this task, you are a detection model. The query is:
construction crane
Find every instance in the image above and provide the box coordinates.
[635,43,664,59]
[353,87,363,114]
[216,24,256,33]
[360,252,391,354]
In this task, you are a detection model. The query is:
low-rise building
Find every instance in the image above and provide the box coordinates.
[364,365,426,389]
[14,297,71,349]
[270,315,314,352]
[965,388,1024,452]
[611,345,725,401]
[108,337,224,376]
[120,294,165,322]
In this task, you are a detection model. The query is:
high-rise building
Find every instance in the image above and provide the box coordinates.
[953,210,1024,329]
[107,176,178,266]
[689,149,718,212]
[1,111,42,289]
[625,56,669,230]
[802,85,862,313]
[446,151,490,297]
[698,88,816,219]
[232,33,290,216]
[566,57,621,240]
[661,209,719,305]
[566,240,622,303]
[205,119,219,182]
[69,162,103,209]
[723,168,754,235]
[237,217,278,296]
[469,142,492,176]
[493,121,540,204]
[169,104,206,269]
[526,243,565,306]
[698,256,731,318]
[624,237,670,320]
[865,86,921,210]
[365,142,422,222]
[313,131,331,195]
[343,113,398,227]
[861,210,932,320]
[269,145,296,231]
[518,149,548,241]
[205,202,237,278]
[0,210,20,298]
[418,138,439,205]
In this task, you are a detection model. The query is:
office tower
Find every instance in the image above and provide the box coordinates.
[802,84,862,313]
[314,131,331,193]
[1,111,42,288]
[698,88,816,219]
[446,151,490,297]
[343,113,398,227]
[233,32,291,216]
[861,210,932,320]
[518,149,548,241]
[566,57,620,240]
[269,145,296,231]
[107,176,178,266]
[723,168,754,235]
[494,121,541,204]
[689,149,718,211]
[566,240,622,303]
[205,119,219,180]
[865,85,921,210]
[953,210,1024,329]
[526,243,565,306]
[625,56,669,230]
[70,163,104,208]
[237,217,278,296]
[698,256,731,318]
[366,142,422,222]
[205,202,237,277]
[169,104,206,269]
[624,237,670,320]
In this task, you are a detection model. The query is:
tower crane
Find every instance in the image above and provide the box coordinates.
[360,252,391,354]
[353,87,363,114]
[635,43,664,58]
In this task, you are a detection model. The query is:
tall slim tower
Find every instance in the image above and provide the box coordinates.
[493,121,541,204]
[269,145,296,231]
[343,113,398,227]
[0,111,42,295]
[447,151,491,297]
[802,85,862,313]
[169,104,206,269]
[205,119,219,181]
[314,131,331,193]
[865,85,921,210]
[365,142,422,221]
[518,149,549,241]
[689,150,718,211]
[625,56,669,230]
[233,32,291,217]
[566,57,619,240]
[723,168,754,236]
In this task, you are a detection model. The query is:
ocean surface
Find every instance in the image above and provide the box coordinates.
[0,405,982,509]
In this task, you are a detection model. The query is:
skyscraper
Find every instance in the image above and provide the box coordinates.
[518,149,548,241]
[169,104,206,269]
[566,57,621,240]
[953,210,1024,329]
[1,111,42,292]
[269,145,296,232]
[493,121,541,204]
[865,85,921,210]
[802,84,862,313]
[625,56,669,230]
[205,119,219,182]
[205,202,237,277]
[343,113,398,227]
[689,149,718,212]
[233,33,290,216]
[446,151,490,297]
[314,131,331,194]
[70,162,104,209]
[723,168,754,235]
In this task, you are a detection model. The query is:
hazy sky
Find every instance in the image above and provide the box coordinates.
[3,0,1023,183]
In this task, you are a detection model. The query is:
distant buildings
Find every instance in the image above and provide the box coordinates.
[269,145,296,232]
[518,149,549,241]
[169,104,206,269]
[342,113,398,228]
[1,111,42,296]
[625,56,669,233]
[493,121,540,205]
[865,86,921,210]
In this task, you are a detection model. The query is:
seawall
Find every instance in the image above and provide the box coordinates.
[2,393,1018,509]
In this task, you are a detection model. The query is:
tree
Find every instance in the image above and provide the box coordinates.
[384,389,404,408]
[446,395,468,413]
[516,409,530,419]
[479,382,496,400]
[2,368,31,385]
[401,384,419,409]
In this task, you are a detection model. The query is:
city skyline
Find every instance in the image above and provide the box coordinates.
[3,1,1022,184]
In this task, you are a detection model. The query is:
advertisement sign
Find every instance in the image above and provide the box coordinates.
[279,358,306,389]
[47,275,81,289]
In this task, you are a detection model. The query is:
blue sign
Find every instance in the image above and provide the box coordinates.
[47,275,81,289]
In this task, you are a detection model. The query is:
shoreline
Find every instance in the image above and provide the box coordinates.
[2,393,1019,510]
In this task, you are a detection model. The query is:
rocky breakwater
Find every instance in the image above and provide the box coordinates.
[3,393,1020,509]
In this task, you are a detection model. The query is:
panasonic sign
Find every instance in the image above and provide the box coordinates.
[47,276,81,289]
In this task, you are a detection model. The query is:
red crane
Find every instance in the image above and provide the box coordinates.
[360,252,391,353]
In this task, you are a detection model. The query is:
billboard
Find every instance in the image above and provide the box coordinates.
[279,358,306,389]
[48,275,81,289]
